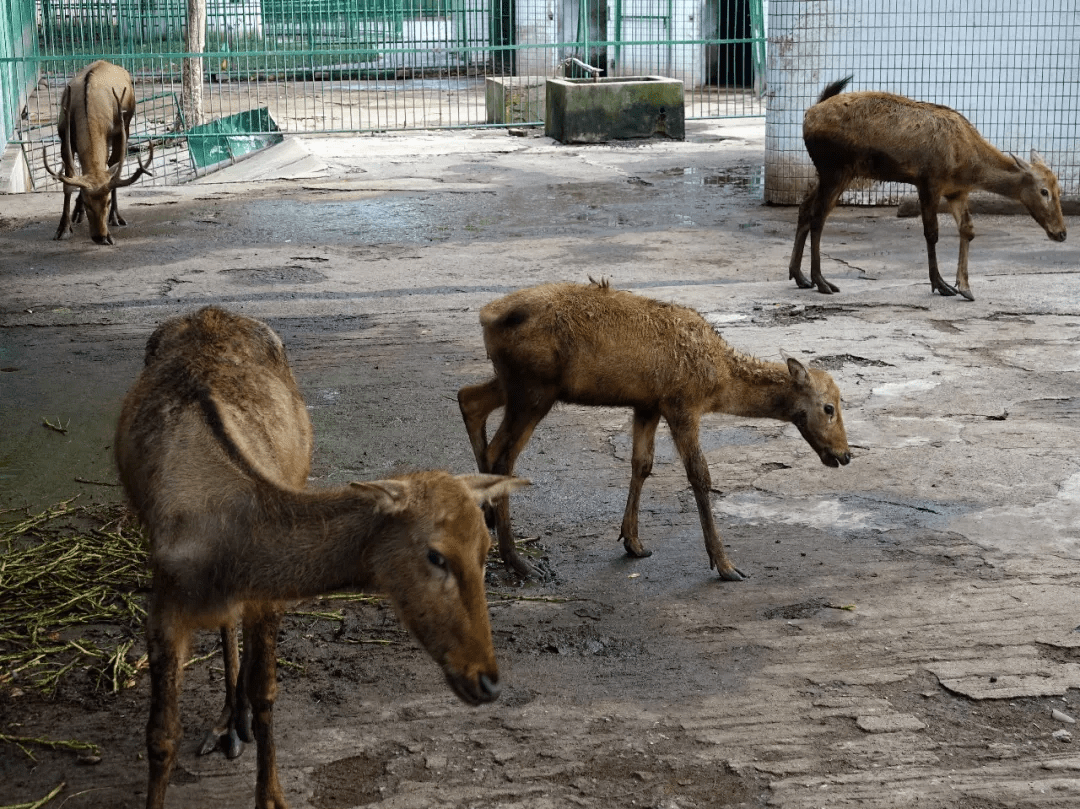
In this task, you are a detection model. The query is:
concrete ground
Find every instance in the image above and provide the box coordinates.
[2,119,1080,809]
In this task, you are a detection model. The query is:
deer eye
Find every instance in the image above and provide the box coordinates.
[1041,188,1050,198]
[427,549,448,570]
[824,404,835,417]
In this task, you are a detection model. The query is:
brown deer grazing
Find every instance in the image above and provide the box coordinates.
[457,279,851,581]
[115,306,525,809]
[789,76,1067,301]
[43,60,154,245]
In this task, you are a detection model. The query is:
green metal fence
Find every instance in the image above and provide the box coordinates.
[0,1,37,152]
[4,0,766,189]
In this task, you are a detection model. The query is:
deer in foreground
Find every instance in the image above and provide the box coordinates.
[789,76,1067,301]
[115,306,525,809]
[457,279,851,581]
[43,60,154,245]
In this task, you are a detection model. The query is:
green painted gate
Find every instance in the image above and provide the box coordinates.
[3,0,766,189]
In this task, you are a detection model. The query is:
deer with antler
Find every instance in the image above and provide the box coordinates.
[43,61,154,245]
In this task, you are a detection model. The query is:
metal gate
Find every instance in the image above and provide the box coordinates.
[3,0,766,189]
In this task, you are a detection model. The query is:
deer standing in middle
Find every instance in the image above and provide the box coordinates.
[789,76,1066,301]
[458,280,851,581]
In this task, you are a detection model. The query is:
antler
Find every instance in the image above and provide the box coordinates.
[111,141,155,189]
[109,86,154,190]
[42,86,154,191]
[41,145,93,189]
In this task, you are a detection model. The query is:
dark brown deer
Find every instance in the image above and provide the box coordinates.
[789,77,1067,301]
[115,306,525,809]
[43,60,153,245]
[457,279,851,581]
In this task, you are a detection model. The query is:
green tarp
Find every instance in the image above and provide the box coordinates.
[186,107,283,171]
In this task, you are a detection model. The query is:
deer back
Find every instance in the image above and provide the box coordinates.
[803,91,997,185]
[61,60,134,179]
[116,307,314,530]
[480,281,731,408]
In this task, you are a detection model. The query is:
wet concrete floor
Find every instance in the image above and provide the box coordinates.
[2,120,1080,808]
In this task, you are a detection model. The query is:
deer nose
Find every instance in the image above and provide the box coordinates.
[1053,230,1067,242]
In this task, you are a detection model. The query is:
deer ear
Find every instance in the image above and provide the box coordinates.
[1029,148,1047,167]
[349,479,411,513]
[456,474,530,506]
[785,355,811,386]
[1011,152,1032,172]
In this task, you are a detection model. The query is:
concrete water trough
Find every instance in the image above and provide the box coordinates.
[544,75,685,143]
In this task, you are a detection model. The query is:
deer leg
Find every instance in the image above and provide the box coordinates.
[666,409,745,581]
[459,378,507,529]
[458,378,505,474]
[619,407,661,558]
[919,185,957,297]
[109,187,126,227]
[198,623,246,759]
[485,390,556,579]
[145,599,190,809]
[243,607,288,809]
[788,188,816,289]
[54,188,76,239]
[52,123,80,236]
[807,175,845,294]
[946,192,976,301]
[71,191,85,225]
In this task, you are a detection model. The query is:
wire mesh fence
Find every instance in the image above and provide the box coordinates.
[765,0,1080,204]
[11,0,766,190]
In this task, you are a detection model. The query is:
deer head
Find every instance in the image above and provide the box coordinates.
[1013,149,1067,244]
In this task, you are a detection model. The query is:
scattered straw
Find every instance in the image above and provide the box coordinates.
[0,498,150,696]
[0,499,394,697]
[0,781,65,809]
[0,733,99,761]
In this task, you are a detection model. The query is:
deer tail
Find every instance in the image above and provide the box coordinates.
[817,75,853,104]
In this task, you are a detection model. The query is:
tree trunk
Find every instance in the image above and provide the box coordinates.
[180,0,206,130]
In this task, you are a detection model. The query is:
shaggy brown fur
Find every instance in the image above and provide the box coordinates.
[116,306,525,809]
[789,77,1067,301]
[43,61,153,245]
[457,280,851,581]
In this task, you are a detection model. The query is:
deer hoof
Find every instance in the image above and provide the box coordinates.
[621,535,652,558]
[958,288,975,301]
[790,271,814,289]
[815,280,840,294]
[504,553,549,582]
[223,729,244,759]
[718,566,747,582]
[198,727,245,759]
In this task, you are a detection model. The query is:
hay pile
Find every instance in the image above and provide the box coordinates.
[0,498,150,697]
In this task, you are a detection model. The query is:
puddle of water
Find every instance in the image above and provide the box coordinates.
[246,198,456,244]
[949,472,1080,559]
[871,379,939,398]
[658,166,766,199]
[717,491,888,532]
